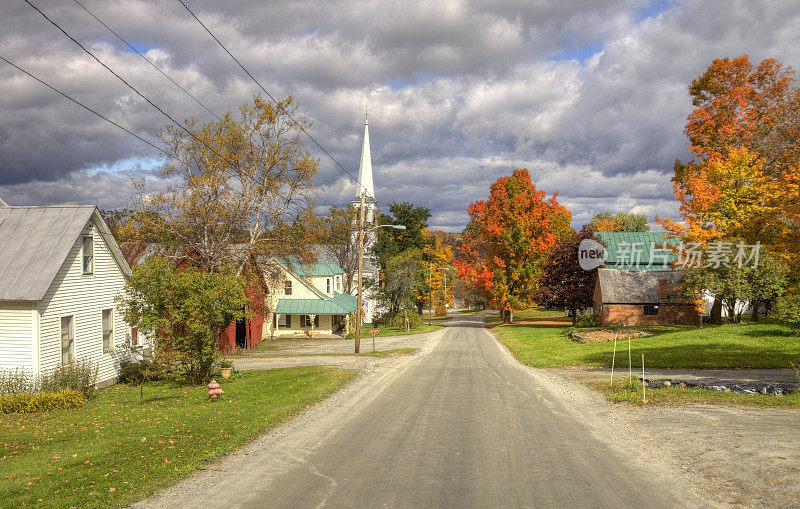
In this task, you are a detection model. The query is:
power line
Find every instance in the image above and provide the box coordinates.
[71,0,222,122]
[22,0,345,215]
[70,1,346,213]
[0,55,175,162]
[24,0,231,167]
[175,0,369,195]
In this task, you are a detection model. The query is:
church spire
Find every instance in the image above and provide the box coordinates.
[355,111,375,200]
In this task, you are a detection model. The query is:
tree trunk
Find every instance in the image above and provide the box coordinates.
[571,306,577,325]
[710,299,722,324]
[404,310,410,332]
[751,300,760,322]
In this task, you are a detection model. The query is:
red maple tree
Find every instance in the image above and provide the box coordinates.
[455,169,572,322]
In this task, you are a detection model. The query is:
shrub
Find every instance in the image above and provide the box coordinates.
[0,389,85,414]
[39,360,98,399]
[391,309,423,330]
[0,368,36,396]
[371,311,392,326]
[574,314,599,327]
[119,359,152,385]
[0,360,98,398]
[774,292,800,335]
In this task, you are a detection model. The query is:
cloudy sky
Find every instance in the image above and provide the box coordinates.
[1,0,799,231]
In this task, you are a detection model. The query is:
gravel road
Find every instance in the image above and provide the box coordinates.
[137,312,799,508]
[138,313,707,508]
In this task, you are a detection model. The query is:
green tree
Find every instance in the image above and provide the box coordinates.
[376,248,426,323]
[679,250,786,323]
[374,202,433,270]
[774,289,800,334]
[586,211,650,232]
[119,256,249,385]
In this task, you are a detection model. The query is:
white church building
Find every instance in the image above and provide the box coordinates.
[350,114,381,324]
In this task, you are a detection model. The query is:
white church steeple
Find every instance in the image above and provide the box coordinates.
[355,112,375,200]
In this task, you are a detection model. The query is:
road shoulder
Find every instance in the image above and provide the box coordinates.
[487,321,800,507]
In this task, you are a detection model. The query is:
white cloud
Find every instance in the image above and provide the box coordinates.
[1,0,799,231]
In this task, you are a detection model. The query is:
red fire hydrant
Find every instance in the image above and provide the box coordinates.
[207,379,223,399]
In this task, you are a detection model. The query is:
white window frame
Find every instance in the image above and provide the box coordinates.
[102,308,114,353]
[276,314,287,327]
[284,280,292,296]
[326,278,331,294]
[61,315,74,364]
[82,235,94,275]
[335,276,342,292]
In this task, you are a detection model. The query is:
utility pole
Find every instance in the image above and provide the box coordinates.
[442,272,447,312]
[428,262,433,326]
[355,191,366,354]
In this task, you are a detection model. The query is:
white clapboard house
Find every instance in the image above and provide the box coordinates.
[268,257,357,338]
[0,205,136,385]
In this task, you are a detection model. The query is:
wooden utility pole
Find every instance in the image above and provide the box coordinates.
[355,191,366,354]
[428,262,433,326]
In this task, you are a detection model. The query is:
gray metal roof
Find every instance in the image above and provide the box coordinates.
[597,268,684,304]
[0,206,131,301]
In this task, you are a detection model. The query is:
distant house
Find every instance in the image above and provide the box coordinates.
[592,232,699,325]
[269,258,357,338]
[593,269,699,325]
[0,205,135,385]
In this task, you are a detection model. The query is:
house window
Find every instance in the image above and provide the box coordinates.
[335,276,342,292]
[643,305,659,316]
[131,327,138,346]
[300,315,319,328]
[284,280,292,295]
[658,279,668,299]
[82,236,94,274]
[102,309,114,353]
[326,278,331,294]
[273,314,288,327]
[61,316,74,364]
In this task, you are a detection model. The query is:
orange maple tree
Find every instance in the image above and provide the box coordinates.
[659,55,800,264]
[455,169,572,322]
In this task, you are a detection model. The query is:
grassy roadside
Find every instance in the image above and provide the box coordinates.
[590,377,800,408]
[493,314,800,369]
[356,320,445,338]
[0,366,357,508]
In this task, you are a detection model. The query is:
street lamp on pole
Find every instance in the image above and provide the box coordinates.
[354,204,405,354]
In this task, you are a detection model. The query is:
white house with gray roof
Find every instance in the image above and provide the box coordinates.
[0,205,135,384]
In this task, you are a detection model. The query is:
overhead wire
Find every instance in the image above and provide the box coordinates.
[24,0,237,169]
[65,0,350,213]
[0,55,178,163]
[21,0,358,215]
[175,0,370,196]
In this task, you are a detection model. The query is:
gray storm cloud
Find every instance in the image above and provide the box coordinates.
[1,0,799,231]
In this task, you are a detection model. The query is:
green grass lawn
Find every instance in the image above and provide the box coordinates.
[357,321,444,338]
[592,377,800,408]
[494,313,800,369]
[0,366,357,508]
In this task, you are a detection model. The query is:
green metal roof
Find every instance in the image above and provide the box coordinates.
[595,231,679,270]
[275,292,357,315]
[332,291,357,311]
[278,256,344,276]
